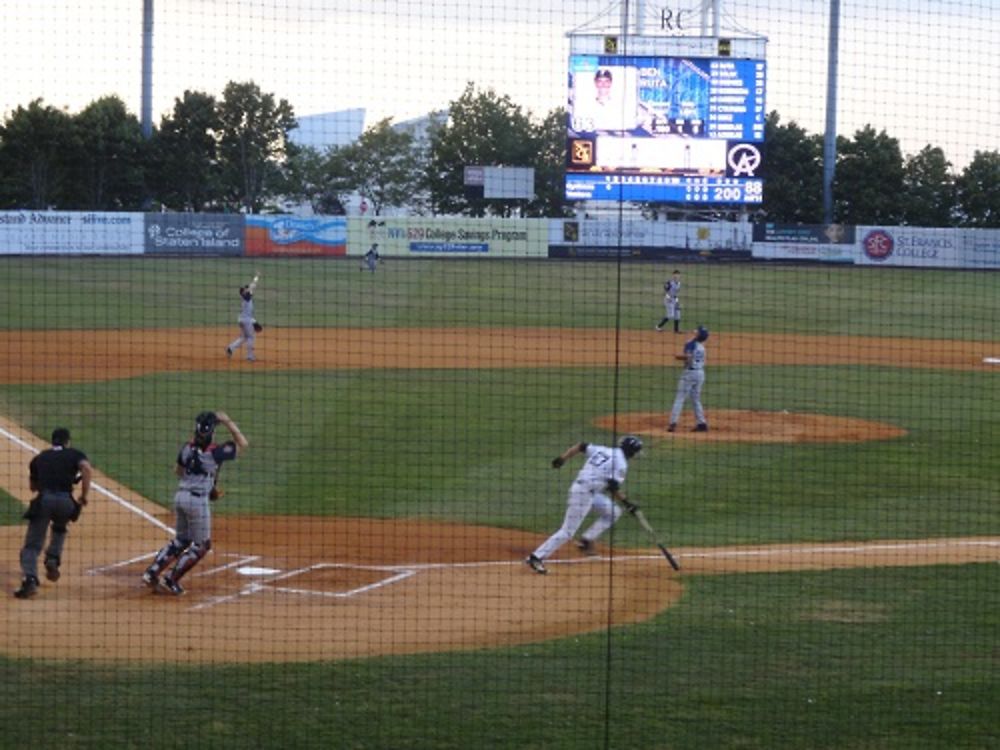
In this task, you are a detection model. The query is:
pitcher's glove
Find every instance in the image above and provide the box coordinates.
[210,485,225,501]
[551,457,565,469]
[252,321,263,333]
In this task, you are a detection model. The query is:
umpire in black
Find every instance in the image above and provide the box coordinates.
[14,427,92,599]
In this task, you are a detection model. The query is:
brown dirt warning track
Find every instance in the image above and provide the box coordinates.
[1,327,997,664]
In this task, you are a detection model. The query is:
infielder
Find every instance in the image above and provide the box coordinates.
[525,435,643,574]
[655,269,682,333]
[668,326,709,432]
[226,273,261,362]
[142,411,248,595]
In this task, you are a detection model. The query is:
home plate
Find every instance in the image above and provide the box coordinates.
[984,358,1000,365]
[237,566,282,576]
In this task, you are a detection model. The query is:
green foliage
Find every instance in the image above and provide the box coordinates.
[834,125,906,224]
[216,80,297,213]
[426,82,540,217]
[327,117,428,216]
[762,111,824,223]
[0,98,76,209]
[901,145,955,227]
[955,149,1000,228]
[147,90,223,212]
[68,95,147,210]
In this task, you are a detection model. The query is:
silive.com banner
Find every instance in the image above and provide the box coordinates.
[0,211,144,255]
[351,217,549,258]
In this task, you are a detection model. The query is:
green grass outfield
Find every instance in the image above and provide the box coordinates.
[0,257,997,749]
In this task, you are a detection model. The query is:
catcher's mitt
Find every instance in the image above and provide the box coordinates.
[252,321,263,333]
[209,485,225,501]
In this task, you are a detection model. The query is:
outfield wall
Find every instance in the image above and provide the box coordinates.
[0,211,997,268]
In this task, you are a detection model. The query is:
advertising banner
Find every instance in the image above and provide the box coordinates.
[0,211,144,255]
[349,217,548,258]
[750,223,856,262]
[245,215,347,256]
[144,213,244,255]
[855,227,963,268]
[551,218,752,253]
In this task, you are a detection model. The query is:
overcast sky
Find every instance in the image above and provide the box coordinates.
[1,0,996,168]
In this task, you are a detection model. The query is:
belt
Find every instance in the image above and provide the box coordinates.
[188,491,203,497]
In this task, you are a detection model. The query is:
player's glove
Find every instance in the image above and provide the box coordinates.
[551,457,564,469]
[622,499,640,514]
[252,321,263,333]
[68,500,83,522]
[209,485,225,501]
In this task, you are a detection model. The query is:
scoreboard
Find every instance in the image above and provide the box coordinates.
[565,53,766,204]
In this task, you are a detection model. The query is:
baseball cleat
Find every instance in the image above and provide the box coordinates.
[157,576,185,596]
[13,576,39,599]
[694,423,709,432]
[576,539,597,556]
[525,555,547,574]
[141,569,159,589]
[226,346,233,358]
[667,423,676,432]
[44,558,60,582]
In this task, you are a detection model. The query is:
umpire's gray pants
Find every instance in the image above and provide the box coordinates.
[20,490,76,579]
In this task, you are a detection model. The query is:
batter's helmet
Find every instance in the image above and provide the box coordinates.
[695,326,709,342]
[620,435,643,458]
[194,411,218,446]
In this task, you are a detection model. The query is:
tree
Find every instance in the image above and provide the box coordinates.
[0,99,77,209]
[326,118,425,216]
[216,81,297,213]
[761,111,823,223]
[148,90,222,211]
[66,96,146,210]
[832,125,905,224]
[955,150,1000,228]
[900,145,954,227]
[426,83,538,217]
[527,107,573,218]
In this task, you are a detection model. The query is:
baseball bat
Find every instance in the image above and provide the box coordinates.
[629,507,680,571]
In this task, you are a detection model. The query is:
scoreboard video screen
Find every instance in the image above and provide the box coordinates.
[564,54,766,204]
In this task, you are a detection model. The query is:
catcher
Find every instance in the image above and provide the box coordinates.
[142,411,248,595]
[226,272,262,362]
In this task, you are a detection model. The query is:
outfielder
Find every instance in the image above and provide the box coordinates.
[525,435,643,574]
[226,273,261,362]
[142,411,248,595]
[655,269,682,333]
[668,326,709,432]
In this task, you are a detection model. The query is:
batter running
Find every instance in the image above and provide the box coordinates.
[526,435,643,574]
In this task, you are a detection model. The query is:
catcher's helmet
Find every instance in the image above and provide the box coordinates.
[620,435,643,458]
[194,411,218,446]
[695,326,709,342]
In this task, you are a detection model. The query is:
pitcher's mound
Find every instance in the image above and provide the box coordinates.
[596,410,906,443]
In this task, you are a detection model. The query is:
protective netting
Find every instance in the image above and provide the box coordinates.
[1,2,998,748]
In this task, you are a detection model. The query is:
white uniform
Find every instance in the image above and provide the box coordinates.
[669,339,706,428]
[531,444,628,562]
[656,274,682,332]
[227,281,258,361]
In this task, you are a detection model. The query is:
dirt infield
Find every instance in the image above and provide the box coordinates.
[1,328,997,664]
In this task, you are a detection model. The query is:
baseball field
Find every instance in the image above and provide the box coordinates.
[0,257,997,749]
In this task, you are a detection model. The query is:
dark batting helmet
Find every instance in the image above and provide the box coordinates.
[194,411,218,447]
[619,435,643,458]
[695,326,709,342]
